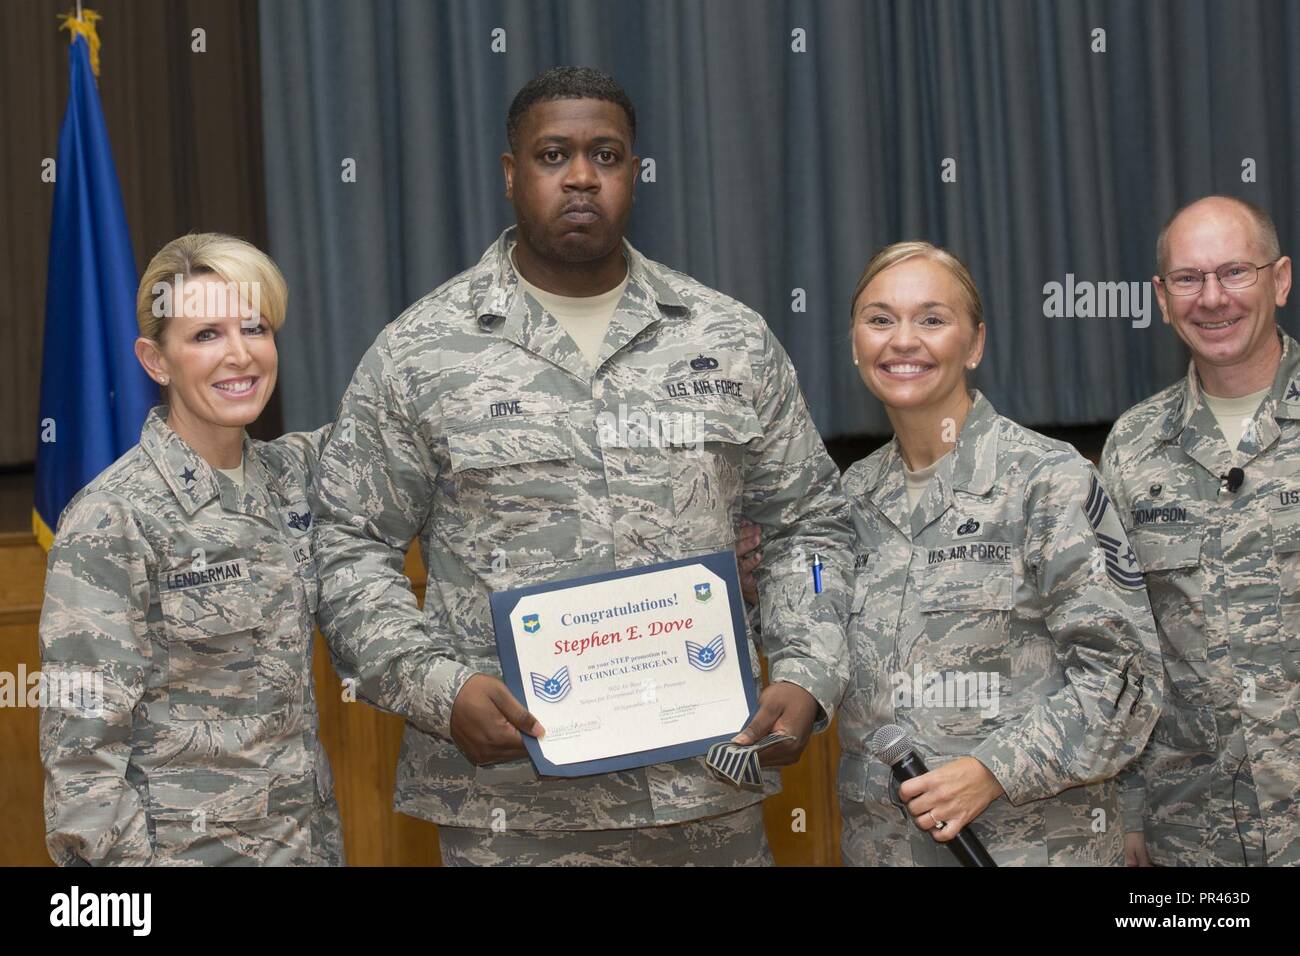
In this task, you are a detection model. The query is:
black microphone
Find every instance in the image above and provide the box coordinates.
[1221,467,1245,493]
[869,724,997,868]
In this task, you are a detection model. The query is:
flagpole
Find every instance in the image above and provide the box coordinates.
[36,5,156,549]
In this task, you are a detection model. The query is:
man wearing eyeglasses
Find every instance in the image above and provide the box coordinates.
[1101,194,1299,866]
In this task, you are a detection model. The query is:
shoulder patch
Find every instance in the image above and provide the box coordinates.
[1085,473,1144,590]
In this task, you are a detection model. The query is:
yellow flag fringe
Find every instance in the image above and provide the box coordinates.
[57,8,102,78]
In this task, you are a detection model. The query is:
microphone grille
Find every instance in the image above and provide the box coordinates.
[869,724,913,766]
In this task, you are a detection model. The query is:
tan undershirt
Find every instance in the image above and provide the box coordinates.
[510,244,628,367]
[904,452,950,512]
[216,458,244,487]
[1202,387,1269,454]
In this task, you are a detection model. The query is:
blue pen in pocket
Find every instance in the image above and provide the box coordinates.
[811,553,824,594]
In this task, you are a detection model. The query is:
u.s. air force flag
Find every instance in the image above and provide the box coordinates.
[34,12,157,549]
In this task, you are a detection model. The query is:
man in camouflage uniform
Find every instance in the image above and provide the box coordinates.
[41,412,344,865]
[310,67,852,865]
[840,392,1162,866]
[1103,195,1300,866]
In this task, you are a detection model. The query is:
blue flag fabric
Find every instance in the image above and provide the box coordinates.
[34,32,157,549]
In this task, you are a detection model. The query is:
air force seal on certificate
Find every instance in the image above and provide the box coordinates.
[490,550,758,777]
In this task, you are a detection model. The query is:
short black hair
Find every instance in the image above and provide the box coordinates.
[506,66,636,152]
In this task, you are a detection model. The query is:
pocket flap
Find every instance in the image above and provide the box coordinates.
[918,557,1014,611]
[837,751,870,803]
[838,750,897,807]
[1273,508,1300,555]
[653,399,762,448]
[1151,698,1218,753]
[446,415,575,472]
[148,767,271,821]
[1130,526,1202,571]
[697,408,762,446]
[160,578,263,636]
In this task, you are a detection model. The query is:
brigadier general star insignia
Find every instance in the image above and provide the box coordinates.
[179,467,197,484]
[1084,474,1144,589]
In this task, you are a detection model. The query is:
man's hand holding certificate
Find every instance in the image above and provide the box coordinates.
[490,551,759,777]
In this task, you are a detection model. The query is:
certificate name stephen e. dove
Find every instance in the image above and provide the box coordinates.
[491,552,757,776]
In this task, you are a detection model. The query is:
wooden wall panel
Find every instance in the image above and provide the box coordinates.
[0,535,51,865]
[2,533,841,866]
[0,613,50,867]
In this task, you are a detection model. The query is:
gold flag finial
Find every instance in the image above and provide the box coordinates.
[58,8,103,78]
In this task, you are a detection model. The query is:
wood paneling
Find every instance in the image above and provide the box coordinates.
[1,533,841,865]
[0,616,50,867]
[760,655,844,867]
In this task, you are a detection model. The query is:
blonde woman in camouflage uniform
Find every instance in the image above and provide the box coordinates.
[838,242,1164,866]
[39,234,344,865]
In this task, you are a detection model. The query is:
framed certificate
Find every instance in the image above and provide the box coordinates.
[489,550,759,777]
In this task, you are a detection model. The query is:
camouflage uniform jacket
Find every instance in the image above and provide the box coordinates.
[310,226,853,831]
[1102,330,1300,866]
[40,407,344,866]
[839,393,1162,866]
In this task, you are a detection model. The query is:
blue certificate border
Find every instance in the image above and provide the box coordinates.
[489,550,759,778]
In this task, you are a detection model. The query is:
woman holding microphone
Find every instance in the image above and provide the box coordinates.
[837,241,1163,866]
[39,234,343,865]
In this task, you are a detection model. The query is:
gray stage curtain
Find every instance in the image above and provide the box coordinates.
[261,0,1300,438]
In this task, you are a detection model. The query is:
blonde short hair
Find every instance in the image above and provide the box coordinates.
[136,233,287,341]
[850,240,984,328]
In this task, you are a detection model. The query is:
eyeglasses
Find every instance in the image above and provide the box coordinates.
[1159,259,1278,296]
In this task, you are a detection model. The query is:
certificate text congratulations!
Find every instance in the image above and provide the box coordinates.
[558,594,679,627]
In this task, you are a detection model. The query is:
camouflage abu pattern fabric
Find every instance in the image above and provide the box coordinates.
[1103,330,1300,866]
[40,407,343,866]
[838,393,1163,866]
[310,226,853,834]
[437,804,771,867]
